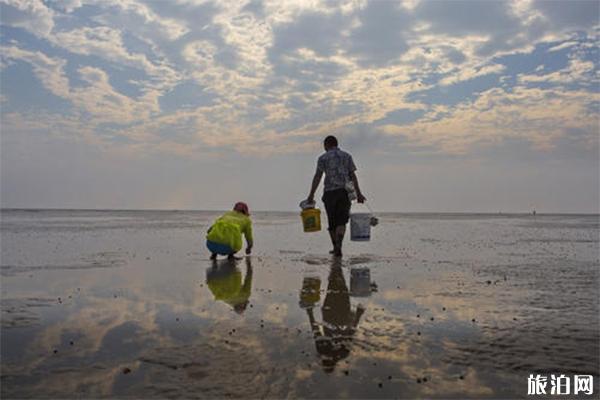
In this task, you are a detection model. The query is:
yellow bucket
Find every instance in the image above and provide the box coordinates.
[301,208,321,232]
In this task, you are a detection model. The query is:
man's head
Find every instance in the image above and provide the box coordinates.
[323,135,338,150]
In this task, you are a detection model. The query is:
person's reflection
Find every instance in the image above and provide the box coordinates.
[206,257,253,314]
[303,259,365,373]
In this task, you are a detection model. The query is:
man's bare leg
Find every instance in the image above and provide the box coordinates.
[328,229,336,254]
[333,225,346,257]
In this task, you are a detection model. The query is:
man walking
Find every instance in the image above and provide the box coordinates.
[306,135,366,257]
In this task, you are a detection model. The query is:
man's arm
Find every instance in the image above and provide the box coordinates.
[307,170,323,202]
[350,171,366,203]
[245,238,253,254]
[244,223,253,254]
[241,259,253,291]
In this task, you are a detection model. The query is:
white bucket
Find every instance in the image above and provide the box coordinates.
[350,267,371,297]
[350,212,371,241]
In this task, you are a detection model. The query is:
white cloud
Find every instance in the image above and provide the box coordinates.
[48,0,82,13]
[89,0,189,41]
[70,66,157,123]
[47,25,181,118]
[0,45,69,97]
[213,1,273,76]
[439,63,505,86]
[182,40,218,68]
[548,41,579,52]
[533,0,600,30]
[0,111,104,151]
[1,0,598,161]
[0,0,55,37]
[260,0,339,26]
[51,26,179,85]
[518,58,596,85]
[1,45,164,125]
[382,85,599,154]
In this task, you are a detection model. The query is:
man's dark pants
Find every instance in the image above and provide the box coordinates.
[322,188,351,231]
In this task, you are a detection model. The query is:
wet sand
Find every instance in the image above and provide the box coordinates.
[1,210,599,399]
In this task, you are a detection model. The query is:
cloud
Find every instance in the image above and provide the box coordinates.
[410,0,595,62]
[1,0,598,162]
[438,63,505,86]
[415,0,522,36]
[518,57,596,85]
[71,66,157,123]
[0,0,55,37]
[548,41,579,52]
[0,45,69,98]
[48,0,82,13]
[347,0,412,67]
[52,26,178,82]
[1,47,175,145]
[533,0,600,30]
[182,39,219,69]
[89,0,189,41]
[271,49,349,88]
[0,109,104,168]
[270,10,347,59]
[382,85,599,154]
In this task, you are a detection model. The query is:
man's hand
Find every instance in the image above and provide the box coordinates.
[357,193,366,203]
[306,195,314,203]
[245,247,252,255]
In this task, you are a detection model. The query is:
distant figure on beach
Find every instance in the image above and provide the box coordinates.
[206,202,253,260]
[305,135,366,257]
[304,259,365,373]
[206,257,253,314]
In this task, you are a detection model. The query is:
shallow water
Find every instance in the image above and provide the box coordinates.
[1,210,598,399]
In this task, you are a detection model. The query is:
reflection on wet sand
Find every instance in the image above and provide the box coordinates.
[1,210,598,398]
[303,259,366,373]
[206,257,253,314]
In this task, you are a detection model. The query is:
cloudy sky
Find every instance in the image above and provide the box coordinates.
[1,0,598,212]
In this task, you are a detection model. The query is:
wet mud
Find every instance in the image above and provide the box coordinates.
[1,210,598,398]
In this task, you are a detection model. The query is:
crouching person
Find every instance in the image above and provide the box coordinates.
[206,202,253,260]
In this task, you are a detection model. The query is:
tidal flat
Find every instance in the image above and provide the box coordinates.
[1,210,598,399]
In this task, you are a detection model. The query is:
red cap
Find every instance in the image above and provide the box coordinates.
[234,202,250,216]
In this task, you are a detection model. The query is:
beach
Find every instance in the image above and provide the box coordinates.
[1,209,598,399]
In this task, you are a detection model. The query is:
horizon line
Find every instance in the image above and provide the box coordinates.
[1,207,599,216]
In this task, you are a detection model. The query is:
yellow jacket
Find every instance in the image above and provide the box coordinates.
[206,211,253,252]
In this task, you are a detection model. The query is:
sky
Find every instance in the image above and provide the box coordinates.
[0,0,598,213]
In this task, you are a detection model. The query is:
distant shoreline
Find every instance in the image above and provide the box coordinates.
[1,208,598,216]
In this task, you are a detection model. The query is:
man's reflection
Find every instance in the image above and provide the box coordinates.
[206,257,253,314]
[302,259,366,373]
